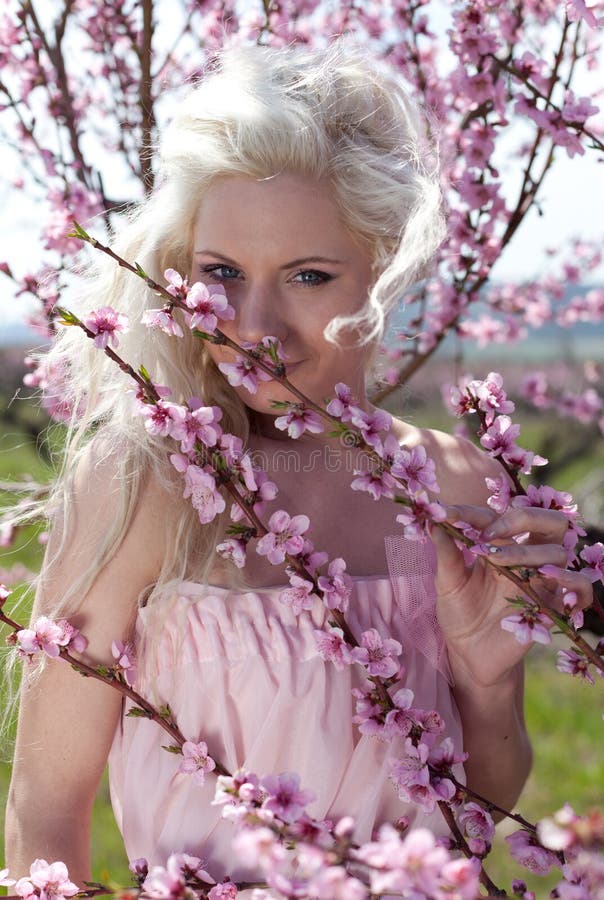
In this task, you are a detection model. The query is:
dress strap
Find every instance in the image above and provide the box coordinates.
[384,534,454,686]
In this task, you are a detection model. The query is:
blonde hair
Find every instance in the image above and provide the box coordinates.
[2,37,445,727]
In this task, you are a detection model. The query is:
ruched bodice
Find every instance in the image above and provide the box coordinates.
[108,541,465,884]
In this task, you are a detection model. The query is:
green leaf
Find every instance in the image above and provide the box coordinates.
[158,704,172,718]
[71,664,90,677]
[267,400,291,410]
[95,665,111,677]
[138,363,151,382]
[66,220,90,241]
[134,262,149,280]
[53,306,80,326]
[191,329,214,341]
[126,706,152,719]
[161,744,183,755]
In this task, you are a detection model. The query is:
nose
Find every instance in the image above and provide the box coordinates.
[232,283,289,347]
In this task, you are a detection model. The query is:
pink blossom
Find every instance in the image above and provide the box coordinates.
[15,860,79,900]
[182,465,226,524]
[83,306,129,349]
[501,607,552,645]
[360,824,463,896]
[274,404,325,438]
[208,884,238,899]
[57,621,87,654]
[480,414,521,456]
[350,468,396,501]
[556,649,595,685]
[316,557,353,613]
[353,685,386,738]
[308,867,366,899]
[232,825,288,870]
[169,853,213,882]
[278,574,318,615]
[170,400,222,452]
[129,858,149,883]
[537,805,580,853]
[218,355,274,393]
[184,281,235,332]
[215,537,247,569]
[350,628,402,679]
[505,829,560,875]
[380,688,421,740]
[0,869,15,888]
[137,399,186,438]
[580,542,604,583]
[485,474,512,514]
[458,802,495,848]
[389,738,440,813]
[395,492,447,541]
[566,0,604,28]
[230,470,279,523]
[15,617,87,662]
[141,307,184,338]
[562,90,599,125]
[142,862,187,900]
[111,640,137,687]
[213,769,263,810]
[438,857,482,898]
[561,590,584,630]
[261,772,316,823]
[164,268,189,300]
[313,627,353,670]
[391,444,440,494]
[349,407,392,454]
[326,383,357,422]
[256,510,310,565]
[178,740,216,785]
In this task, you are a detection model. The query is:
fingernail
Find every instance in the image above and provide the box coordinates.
[487,545,503,554]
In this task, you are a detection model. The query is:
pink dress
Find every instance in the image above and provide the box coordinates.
[108,535,465,884]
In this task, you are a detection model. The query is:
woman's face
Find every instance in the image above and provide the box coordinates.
[189,172,377,440]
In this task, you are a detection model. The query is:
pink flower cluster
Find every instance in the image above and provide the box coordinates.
[142,269,236,337]
[218,335,288,395]
[83,306,129,350]
[13,616,88,663]
[178,741,217,786]
[212,764,481,899]
[138,851,235,899]
[11,859,79,900]
[328,383,445,542]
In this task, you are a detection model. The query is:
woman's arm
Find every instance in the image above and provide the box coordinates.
[447,655,532,816]
[422,429,582,815]
[4,445,171,883]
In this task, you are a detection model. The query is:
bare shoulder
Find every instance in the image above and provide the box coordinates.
[38,437,182,630]
[390,417,504,507]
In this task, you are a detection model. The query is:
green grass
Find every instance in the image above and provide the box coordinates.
[1,414,603,894]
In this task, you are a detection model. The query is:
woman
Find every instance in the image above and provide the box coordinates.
[4,40,587,890]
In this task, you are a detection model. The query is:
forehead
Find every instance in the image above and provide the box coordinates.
[192,173,360,258]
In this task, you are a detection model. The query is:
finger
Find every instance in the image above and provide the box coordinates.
[488,542,568,569]
[481,507,568,544]
[430,521,471,598]
[537,565,595,609]
[445,504,498,530]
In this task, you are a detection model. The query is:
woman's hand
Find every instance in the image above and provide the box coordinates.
[431,504,594,689]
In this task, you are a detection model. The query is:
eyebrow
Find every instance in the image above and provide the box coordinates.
[194,250,346,268]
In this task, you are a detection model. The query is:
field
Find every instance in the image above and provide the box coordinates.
[1,387,603,896]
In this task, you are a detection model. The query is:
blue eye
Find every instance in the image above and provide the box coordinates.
[292,270,333,287]
[200,264,241,280]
